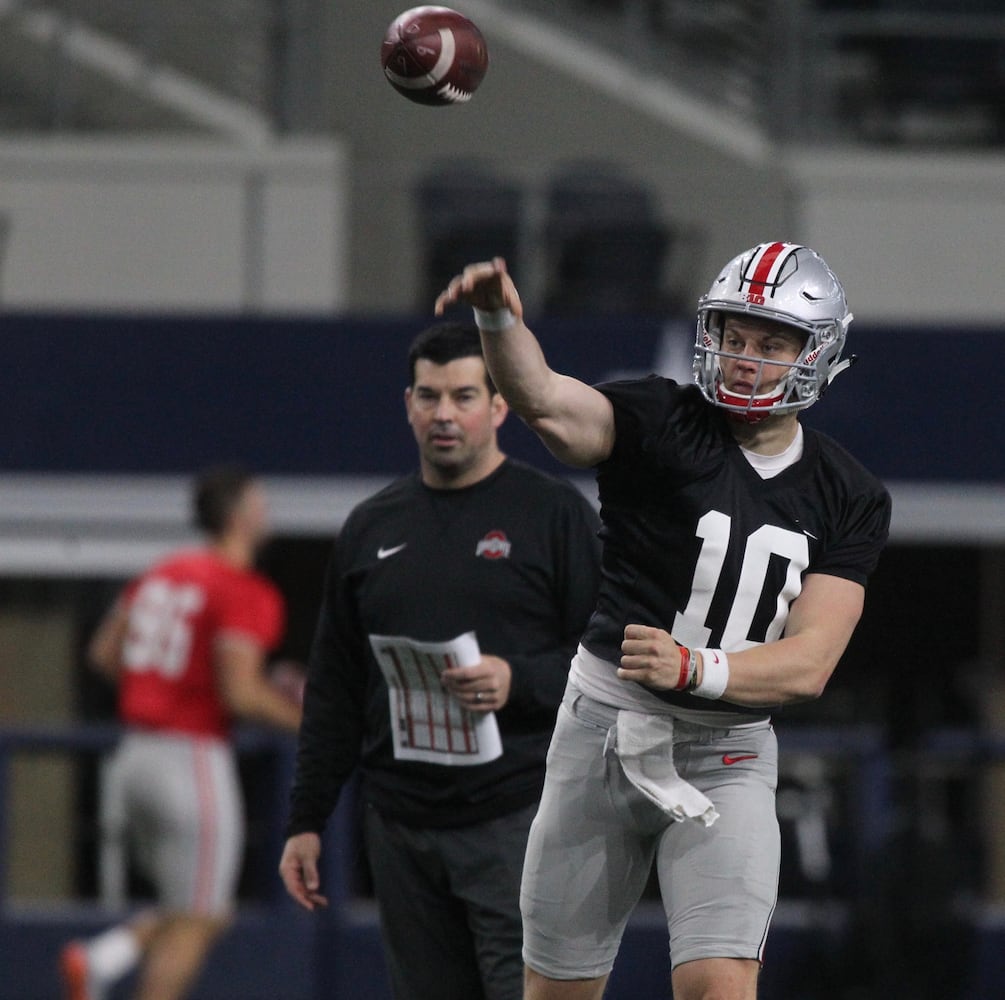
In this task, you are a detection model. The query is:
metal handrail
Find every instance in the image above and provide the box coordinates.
[0,722,296,908]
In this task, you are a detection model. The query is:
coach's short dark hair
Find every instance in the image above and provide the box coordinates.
[192,464,255,537]
[407,322,496,394]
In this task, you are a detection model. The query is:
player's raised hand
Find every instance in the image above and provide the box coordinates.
[434,256,523,320]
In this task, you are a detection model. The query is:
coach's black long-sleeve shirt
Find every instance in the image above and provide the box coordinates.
[286,459,601,833]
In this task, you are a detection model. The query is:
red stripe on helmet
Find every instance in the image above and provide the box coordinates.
[746,241,787,296]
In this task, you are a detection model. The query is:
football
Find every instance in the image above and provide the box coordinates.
[381,6,489,106]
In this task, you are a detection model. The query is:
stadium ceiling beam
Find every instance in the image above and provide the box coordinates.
[0,1,272,144]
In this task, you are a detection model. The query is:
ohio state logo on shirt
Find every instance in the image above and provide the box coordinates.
[475,530,511,560]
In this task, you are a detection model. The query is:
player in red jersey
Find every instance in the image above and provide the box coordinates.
[60,465,302,1000]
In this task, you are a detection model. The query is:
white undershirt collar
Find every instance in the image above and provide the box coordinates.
[740,424,804,479]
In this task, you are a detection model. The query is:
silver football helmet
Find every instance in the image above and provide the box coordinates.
[693,242,854,421]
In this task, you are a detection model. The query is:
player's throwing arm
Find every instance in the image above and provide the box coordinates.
[436,257,616,468]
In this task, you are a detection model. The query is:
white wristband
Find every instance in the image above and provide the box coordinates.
[473,306,517,332]
[694,649,729,700]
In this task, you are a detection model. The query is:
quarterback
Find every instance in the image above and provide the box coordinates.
[435,242,891,1000]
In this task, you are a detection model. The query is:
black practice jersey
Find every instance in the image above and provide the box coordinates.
[287,459,602,833]
[581,376,891,712]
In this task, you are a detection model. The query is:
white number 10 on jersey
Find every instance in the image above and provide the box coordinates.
[672,510,809,651]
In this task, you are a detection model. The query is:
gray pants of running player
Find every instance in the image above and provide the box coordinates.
[364,801,537,1000]
[101,730,244,913]
[522,686,780,980]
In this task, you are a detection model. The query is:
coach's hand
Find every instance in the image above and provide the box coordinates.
[442,654,512,712]
[279,832,329,912]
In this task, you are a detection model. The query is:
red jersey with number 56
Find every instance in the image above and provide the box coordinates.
[116,548,285,738]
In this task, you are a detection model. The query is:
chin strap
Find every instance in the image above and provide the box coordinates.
[823,315,856,388]
[826,354,857,386]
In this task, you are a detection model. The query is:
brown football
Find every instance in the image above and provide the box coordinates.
[381,6,489,106]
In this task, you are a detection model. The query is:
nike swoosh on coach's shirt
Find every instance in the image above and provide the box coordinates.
[377,543,407,559]
[722,753,759,765]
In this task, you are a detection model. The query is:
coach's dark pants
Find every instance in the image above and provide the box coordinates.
[363,802,536,1000]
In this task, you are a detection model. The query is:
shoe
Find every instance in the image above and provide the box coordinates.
[59,941,96,1000]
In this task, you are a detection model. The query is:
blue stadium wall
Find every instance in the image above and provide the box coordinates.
[2,311,1002,482]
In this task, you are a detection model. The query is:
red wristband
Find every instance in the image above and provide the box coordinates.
[676,645,691,691]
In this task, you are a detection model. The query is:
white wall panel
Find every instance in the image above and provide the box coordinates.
[790,151,1005,325]
[0,137,348,312]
